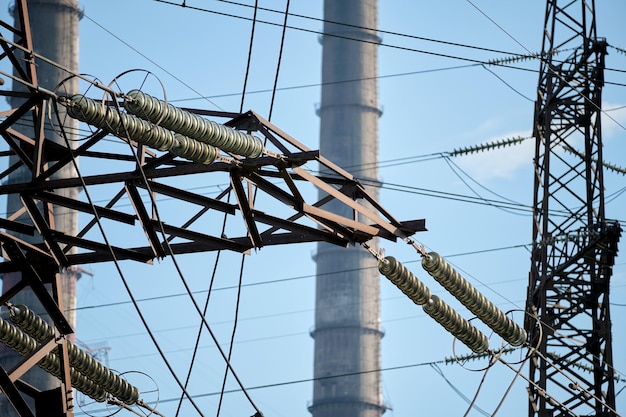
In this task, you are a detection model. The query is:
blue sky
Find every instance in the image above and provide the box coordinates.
[2,1,626,416]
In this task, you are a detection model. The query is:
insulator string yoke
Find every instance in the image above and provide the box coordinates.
[124,89,263,158]
[8,304,140,404]
[67,94,174,151]
[0,315,108,402]
[422,295,489,354]
[378,256,431,305]
[377,256,489,353]
[421,252,527,346]
[65,94,218,165]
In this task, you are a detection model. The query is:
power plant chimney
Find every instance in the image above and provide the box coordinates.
[0,1,81,415]
[310,1,385,417]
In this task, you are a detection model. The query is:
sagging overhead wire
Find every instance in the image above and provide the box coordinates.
[72,5,223,111]
[175,190,230,417]
[162,0,521,56]
[104,87,264,416]
[71,242,532,315]
[55,93,265,416]
[149,0,539,70]
[52,101,207,417]
[442,155,530,218]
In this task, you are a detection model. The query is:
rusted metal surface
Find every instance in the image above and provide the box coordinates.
[0,1,425,415]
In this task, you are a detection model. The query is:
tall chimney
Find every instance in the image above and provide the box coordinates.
[0,1,81,415]
[310,2,385,417]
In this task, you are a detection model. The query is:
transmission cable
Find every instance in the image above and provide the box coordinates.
[209,0,573,65]
[150,0,538,69]
[101,88,262,415]
[461,351,499,417]
[175,190,232,417]
[442,155,530,217]
[211,0,520,55]
[466,0,531,53]
[74,6,223,111]
[52,99,206,416]
[239,0,259,113]
[267,0,290,121]
[72,243,532,314]
[430,363,490,416]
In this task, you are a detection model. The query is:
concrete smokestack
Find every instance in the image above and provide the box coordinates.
[310,2,385,417]
[0,1,81,415]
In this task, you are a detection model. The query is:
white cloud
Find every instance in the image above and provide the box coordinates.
[602,102,626,140]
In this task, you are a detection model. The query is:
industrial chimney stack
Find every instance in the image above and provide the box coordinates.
[0,1,81,415]
[310,2,385,417]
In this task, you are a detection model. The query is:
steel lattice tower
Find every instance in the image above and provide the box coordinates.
[310,1,385,417]
[525,1,621,416]
[0,1,429,416]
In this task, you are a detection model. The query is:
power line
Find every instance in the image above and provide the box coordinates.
[158,0,523,56]
[73,243,531,315]
[55,103,209,416]
[149,0,541,71]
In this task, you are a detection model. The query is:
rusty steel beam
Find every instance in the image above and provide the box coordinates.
[0,3,426,413]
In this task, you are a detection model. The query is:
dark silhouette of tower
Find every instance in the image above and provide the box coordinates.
[310,1,385,417]
[0,1,81,415]
[526,1,621,416]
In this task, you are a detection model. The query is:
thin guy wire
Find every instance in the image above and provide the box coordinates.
[481,64,535,102]
[175,193,231,417]
[53,100,205,416]
[462,352,499,417]
[442,155,531,217]
[106,89,263,414]
[465,0,532,53]
[239,0,259,113]
[216,254,247,417]
[490,355,528,416]
[267,0,290,121]
[211,0,520,56]
[75,9,223,111]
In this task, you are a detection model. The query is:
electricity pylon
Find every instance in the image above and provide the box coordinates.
[525,1,621,416]
[0,2,425,415]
